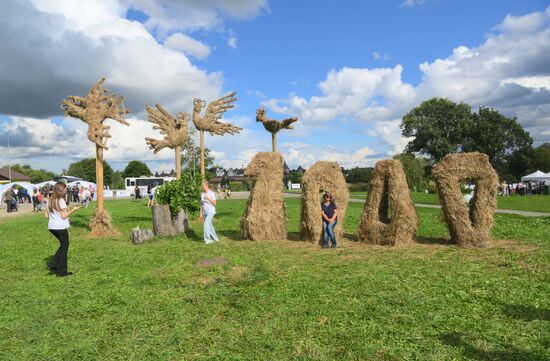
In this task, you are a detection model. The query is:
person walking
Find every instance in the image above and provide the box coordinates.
[321,192,338,248]
[200,181,219,244]
[45,181,80,277]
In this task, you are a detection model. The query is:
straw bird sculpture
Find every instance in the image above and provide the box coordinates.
[145,105,190,179]
[62,78,129,150]
[61,77,129,237]
[256,108,298,152]
[192,91,241,175]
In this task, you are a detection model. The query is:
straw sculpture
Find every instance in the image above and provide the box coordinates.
[192,92,241,176]
[255,108,298,152]
[432,152,499,248]
[300,161,349,244]
[357,160,418,246]
[241,152,286,240]
[145,104,190,179]
[62,77,128,237]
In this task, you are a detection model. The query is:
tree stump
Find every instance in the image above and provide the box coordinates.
[131,226,154,244]
[151,204,188,236]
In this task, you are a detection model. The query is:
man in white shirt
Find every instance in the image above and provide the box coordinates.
[200,181,219,244]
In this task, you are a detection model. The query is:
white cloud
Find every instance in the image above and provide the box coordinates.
[227,29,238,49]
[124,0,267,35]
[400,0,428,9]
[265,6,550,155]
[372,52,389,61]
[164,33,210,59]
[0,0,223,119]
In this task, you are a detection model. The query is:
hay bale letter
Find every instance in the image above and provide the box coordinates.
[300,161,349,243]
[357,160,418,246]
[241,152,287,240]
[433,152,498,248]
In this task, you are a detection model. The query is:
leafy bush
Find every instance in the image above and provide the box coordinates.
[155,172,202,215]
[229,182,242,192]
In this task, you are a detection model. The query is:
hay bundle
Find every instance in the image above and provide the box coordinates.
[89,209,119,238]
[300,161,349,243]
[432,152,498,248]
[240,152,287,240]
[357,160,418,246]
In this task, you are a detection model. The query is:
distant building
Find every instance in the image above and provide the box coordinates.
[283,161,290,175]
[0,167,31,182]
[295,166,306,175]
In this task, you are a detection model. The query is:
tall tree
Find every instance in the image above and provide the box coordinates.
[123,160,152,178]
[393,153,429,190]
[401,98,471,162]
[67,158,114,185]
[181,143,214,175]
[531,143,550,172]
[6,164,55,183]
[463,107,532,164]
[344,167,374,184]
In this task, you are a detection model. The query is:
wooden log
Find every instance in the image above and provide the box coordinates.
[151,204,188,236]
[131,226,154,244]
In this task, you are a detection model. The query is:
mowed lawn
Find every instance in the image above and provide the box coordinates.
[349,192,550,213]
[0,198,549,360]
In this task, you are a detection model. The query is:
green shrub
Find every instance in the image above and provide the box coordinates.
[155,172,202,215]
[229,182,242,192]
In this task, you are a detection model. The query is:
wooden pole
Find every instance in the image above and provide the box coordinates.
[95,145,104,212]
[175,146,181,180]
[200,130,205,177]
[272,133,277,152]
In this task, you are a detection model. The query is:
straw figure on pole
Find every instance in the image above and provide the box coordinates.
[300,161,349,244]
[255,108,298,152]
[241,152,286,241]
[357,160,418,246]
[432,152,498,248]
[62,78,129,237]
[192,92,241,176]
[145,104,190,180]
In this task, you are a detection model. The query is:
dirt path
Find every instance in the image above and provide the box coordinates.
[0,203,37,222]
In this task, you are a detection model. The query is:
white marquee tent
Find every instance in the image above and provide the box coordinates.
[0,182,35,203]
[521,170,550,182]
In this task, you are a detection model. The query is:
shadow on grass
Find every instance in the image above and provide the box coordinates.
[502,304,550,322]
[440,332,547,361]
[416,236,454,245]
[218,229,243,241]
[185,228,203,243]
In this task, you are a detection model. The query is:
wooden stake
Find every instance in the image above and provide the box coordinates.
[272,133,277,152]
[96,145,104,212]
[175,146,181,180]
[200,130,205,177]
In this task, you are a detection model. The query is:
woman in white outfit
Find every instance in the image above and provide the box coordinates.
[200,181,219,244]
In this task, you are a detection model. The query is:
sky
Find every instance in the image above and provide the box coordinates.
[0,0,549,175]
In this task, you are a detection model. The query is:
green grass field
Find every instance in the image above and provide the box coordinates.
[1,199,549,360]
[347,192,550,213]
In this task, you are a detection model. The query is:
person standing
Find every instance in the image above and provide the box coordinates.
[321,192,338,248]
[200,181,219,244]
[80,186,90,209]
[45,181,80,277]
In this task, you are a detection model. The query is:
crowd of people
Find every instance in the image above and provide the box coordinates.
[500,181,548,196]
[2,183,95,213]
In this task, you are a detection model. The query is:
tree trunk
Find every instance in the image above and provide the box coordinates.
[175,146,181,180]
[272,133,277,152]
[151,204,188,236]
[200,130,205,177]
[96,145,104,212]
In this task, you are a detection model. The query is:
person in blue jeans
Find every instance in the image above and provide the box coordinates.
[321,192,338,248]
[200,181,219,244]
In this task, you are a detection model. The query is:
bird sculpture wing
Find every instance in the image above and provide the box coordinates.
[203,92,242,135]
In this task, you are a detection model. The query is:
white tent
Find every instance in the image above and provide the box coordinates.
[521,170,550,181]
[0,182,35,203]
[34,180,56,188]
[68,180,96,189]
